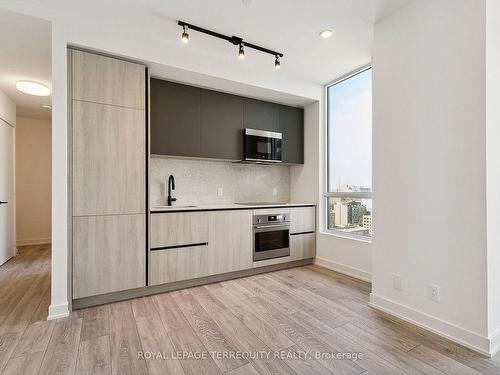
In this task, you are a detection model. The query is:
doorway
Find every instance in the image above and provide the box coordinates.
[0,7,52,327]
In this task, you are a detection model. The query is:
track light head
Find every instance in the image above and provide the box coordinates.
[238,43,245,59]
[181,25,189,43]
[274,55,281,69]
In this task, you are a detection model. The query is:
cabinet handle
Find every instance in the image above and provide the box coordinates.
[0,201,7,204]
[151,242,208,251]
[290,231,314,236]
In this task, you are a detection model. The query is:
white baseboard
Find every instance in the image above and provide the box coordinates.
[489,327,500,357]
[314,257,372,282]
[369,293,493,357]
[48,302,70,320]
[17,238,51,246]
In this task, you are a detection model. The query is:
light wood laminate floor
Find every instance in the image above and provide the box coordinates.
[1,245,500,374]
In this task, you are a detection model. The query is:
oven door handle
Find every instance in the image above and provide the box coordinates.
[254,224,290,230]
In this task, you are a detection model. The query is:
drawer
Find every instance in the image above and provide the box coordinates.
[290,207,315,234]
[151,212,209,249]
[290,232,316,260]
[150,244,209,285]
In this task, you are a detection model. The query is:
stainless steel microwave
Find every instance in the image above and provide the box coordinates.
[243,128,282,163]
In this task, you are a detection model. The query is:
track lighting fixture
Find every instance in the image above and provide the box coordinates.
[238,43,245,59]
[274,55,281,70]
[178,21,283,69]
[181,25,189,43]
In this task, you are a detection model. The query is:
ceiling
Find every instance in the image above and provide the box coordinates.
[0,9,51,120]
[0,0,411,116]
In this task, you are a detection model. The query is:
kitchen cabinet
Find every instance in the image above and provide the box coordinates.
[290,206,315,234]
[289,206,315,261]
[200,90,244,160]
[150,80,201,157]
[72,49,145,110]
[150,212,210,285]
[279,105,304,164]
[150,212,209,249]
[150,78,304,164]
[72,101,145,216]
[73,214,146,298]
[149,209,252,285]
[243,98,279,132]
[70,49,147,300]
[207,210,252,274]
[290,233,315,261]
[150,244,210,285]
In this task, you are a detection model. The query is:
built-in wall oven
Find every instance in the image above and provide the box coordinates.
[244,128,282,163]
[253,213,290,261]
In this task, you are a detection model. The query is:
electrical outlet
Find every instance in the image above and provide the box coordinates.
[217,187,223,197]
[393,274,403,291]
[272,187,278,196]
[427,284,439,302]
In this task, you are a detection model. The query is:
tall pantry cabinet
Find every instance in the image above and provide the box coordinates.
[70,49,147,300]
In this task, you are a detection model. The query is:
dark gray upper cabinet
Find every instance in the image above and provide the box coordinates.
[150,78,304,164]
[243,99,279,132]
[279,105,304,164]
[200,90,244,160]
[150,79,201,157]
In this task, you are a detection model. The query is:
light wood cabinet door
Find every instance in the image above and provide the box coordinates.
[208,210,252,275]
[72,101,145,216]
[290,233,315,260]
[150,212,209,249]
[290,206,315,234]
[72,50,145,109]
[150,244,209,285]
[73,214,146,298]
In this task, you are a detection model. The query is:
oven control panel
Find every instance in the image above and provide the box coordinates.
[253,214,289,225]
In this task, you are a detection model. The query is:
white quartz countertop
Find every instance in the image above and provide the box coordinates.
[150,202,316,213]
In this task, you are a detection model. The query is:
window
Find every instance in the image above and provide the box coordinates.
[325,67,372,240]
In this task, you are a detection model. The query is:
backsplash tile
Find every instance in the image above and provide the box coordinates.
[150,157,290,207]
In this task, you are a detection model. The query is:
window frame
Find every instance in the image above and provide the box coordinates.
[324,64,373,242]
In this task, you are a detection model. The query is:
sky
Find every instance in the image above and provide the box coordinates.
[327,68,372,192]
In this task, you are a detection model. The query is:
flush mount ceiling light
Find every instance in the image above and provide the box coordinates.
[319,29,334,39]
[178,20,283,69]
[16,80,50,96]
[40,103,52,110]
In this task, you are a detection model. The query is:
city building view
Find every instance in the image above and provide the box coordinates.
[327,185,372,237]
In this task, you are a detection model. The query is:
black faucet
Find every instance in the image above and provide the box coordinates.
[167,175,176,206]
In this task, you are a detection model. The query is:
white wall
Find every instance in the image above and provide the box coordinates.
[290,90,373,282]
[15,117,51,246]
[0,88,16,265]
[486,0,500,355]
[290,101,320,204]
[0,89,16,127]
[371,0,491,355]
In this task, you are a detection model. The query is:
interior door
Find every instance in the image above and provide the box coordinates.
[0,119,15,265]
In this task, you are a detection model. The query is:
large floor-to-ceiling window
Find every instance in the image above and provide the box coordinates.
[325,66,372,240]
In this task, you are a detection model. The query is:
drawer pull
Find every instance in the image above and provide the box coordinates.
[151,242,208,251]
[290,231,315,236]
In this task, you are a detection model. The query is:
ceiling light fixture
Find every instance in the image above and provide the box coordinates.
[181,25,189,43]
[238,43,245,59]
[15,80,50,96]
[274,55,281,70]
[177,20,283,69]
[40,103,52,110]
[319,29,334,39]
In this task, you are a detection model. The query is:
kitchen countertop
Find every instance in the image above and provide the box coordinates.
[150,202,316,213]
